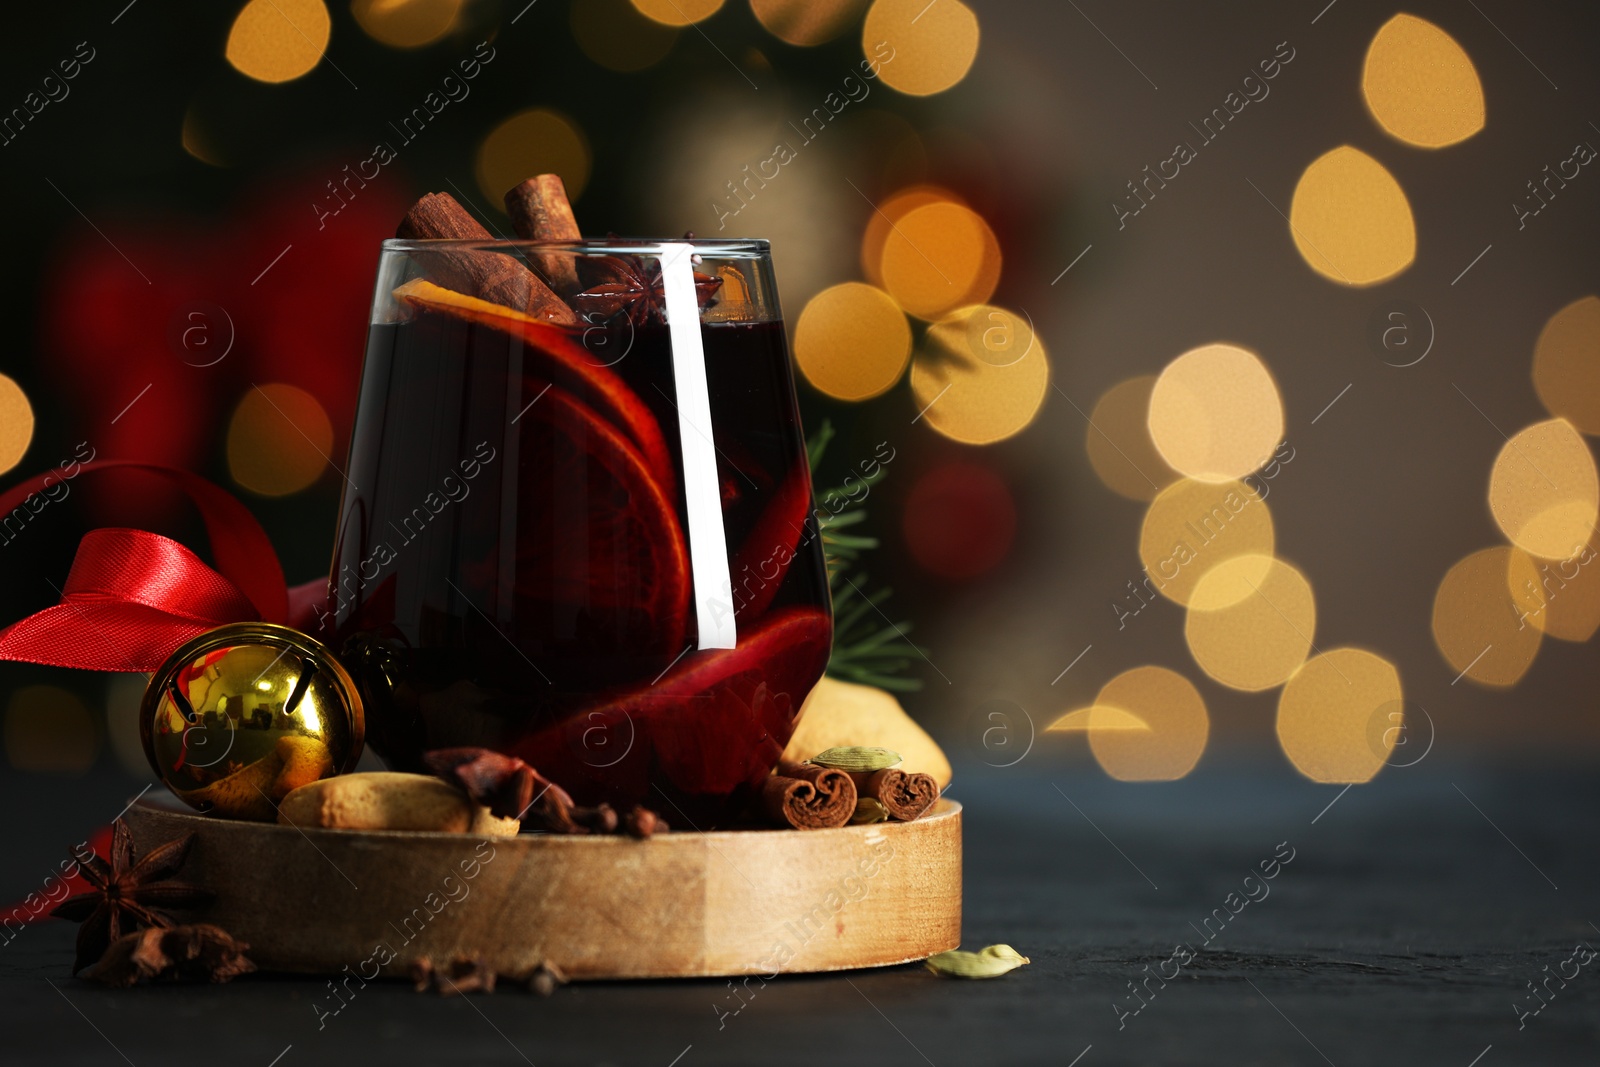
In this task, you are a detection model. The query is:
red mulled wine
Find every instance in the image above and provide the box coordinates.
[328,242,831,825]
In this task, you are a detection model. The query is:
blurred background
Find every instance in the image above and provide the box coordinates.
[1,0,1598,812]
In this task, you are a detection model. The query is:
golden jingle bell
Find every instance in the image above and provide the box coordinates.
[139,623,364,821]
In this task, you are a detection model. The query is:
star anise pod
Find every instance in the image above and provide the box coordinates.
[572,253,722,327]
[423,747,567,823]
[49,819,213,974]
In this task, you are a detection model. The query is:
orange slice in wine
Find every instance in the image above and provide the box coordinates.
[395,278,675,495]
[641,606,832,796]
[513,607,832,806]
[730,465,815,622]
[510,380,690,657]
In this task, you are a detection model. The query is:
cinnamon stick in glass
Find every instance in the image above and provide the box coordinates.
[504,174,583,299]
[397,192,577,325]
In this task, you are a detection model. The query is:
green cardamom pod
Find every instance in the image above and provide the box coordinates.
[924,944,1030,979]
[850,798,890,824]
[807,746,901,772]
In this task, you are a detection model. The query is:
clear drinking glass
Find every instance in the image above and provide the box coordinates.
[326,239,831,825]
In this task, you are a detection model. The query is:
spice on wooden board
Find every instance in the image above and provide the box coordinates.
[807,747,940,821]
[761,759,857,829]
[808,746,902,772]
[423,747,667,836]
[859,767,940,821]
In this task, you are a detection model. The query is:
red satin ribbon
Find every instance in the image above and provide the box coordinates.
[0,461,321,672]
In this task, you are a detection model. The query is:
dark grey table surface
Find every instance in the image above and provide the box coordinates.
[2,757,1597,1066]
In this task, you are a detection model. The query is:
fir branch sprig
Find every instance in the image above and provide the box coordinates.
[808,420,923,692]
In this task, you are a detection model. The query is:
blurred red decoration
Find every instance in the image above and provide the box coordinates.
[901,460,1017,581]
[0,823,113,932]
[39,169,408,526]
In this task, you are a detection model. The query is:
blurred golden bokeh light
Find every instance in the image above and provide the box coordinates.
[632,0,723,26]
[476,108,591,207]
[1487,417,1599,561]
[1289,146,1416,287]
[879,200,1000,320]
[795,283,911,401]
[1361,13,1485,148]
[751,0,868,47]
[1433,547,1543,687]
[1532,295,1600,434]
[1086,376,1179,502]
[1185,555,1315,692]
[1046,706,1152,733]
[1086,666,1209,781]
[226,0,331,84]
[227,383,334,497]
[572,0,678,71]
[1148,343,1284,483]
[1507,531,1600,642]
[861,185,960,286]
[1505,545,1546,631]
[0,373,35,476]
[5,685,97,774]
[910,305,1047,444]
[1276,649,1402,783]
[352,0,462,48]
[1185,545,1279,614]
[947,304,1034,366]
[1138,478,1274,607]
[863,0,979,97]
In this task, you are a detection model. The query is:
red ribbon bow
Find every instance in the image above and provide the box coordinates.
[0,461,323,672]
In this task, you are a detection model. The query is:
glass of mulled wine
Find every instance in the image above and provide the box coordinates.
[328,239,832,825]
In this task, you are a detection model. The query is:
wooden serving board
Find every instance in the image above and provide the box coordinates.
[124,799,961,980]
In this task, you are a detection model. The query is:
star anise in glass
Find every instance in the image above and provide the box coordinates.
[49,819,213,974]
[573,253,722,327]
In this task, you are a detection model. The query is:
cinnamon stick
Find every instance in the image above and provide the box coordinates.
[397,192,577,325]
[858,768,939,822]
[504,175,583,298]
[761,760,857,830]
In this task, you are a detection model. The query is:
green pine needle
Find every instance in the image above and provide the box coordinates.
[808,419,923,692]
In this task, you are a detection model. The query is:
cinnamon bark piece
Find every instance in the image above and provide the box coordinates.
[398,192,577,326]
[761,760,857,830]
[504,175,584,298]
[859,768,939,822]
